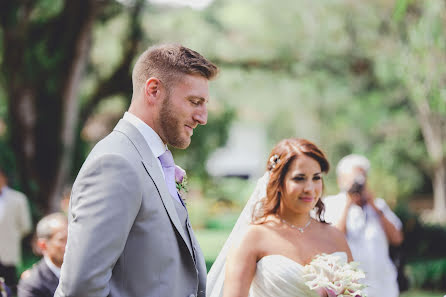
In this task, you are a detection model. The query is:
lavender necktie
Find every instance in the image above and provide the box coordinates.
[158,150,183,205]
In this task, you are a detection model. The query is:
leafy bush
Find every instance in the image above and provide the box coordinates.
[406,258,446,291]
[205,212,240,230]
[205,177,256,208]
[400,290,445,297]
[393,205,446,290]
[395,206,446,261]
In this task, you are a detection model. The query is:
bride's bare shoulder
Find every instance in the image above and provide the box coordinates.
[316,221,353,260]
[245,216,281,240]
[316,221,344,239]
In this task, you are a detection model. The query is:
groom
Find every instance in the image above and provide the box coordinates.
[54,44,218,297]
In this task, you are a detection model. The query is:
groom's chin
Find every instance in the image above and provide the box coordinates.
[169,137,191,149]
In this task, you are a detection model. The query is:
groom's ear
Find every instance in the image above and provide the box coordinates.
[144,77,164,104]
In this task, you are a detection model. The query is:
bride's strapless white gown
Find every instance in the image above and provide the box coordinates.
[248,252,347,297]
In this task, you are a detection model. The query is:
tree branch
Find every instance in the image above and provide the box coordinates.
[79,0,145,125]
[210,55,350,77]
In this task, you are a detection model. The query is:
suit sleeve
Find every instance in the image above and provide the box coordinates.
[17,277,45,297]
[55,154,142,297]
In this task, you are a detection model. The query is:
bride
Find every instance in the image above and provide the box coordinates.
[207,138,354,297]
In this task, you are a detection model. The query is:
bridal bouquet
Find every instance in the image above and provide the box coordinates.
[302,253,367,297]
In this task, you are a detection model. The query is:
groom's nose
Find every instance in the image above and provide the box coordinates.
[193,105,207,125]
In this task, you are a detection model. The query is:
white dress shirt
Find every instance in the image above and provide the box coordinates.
[323,192,402,297]
[123,112,167,177]
[44,256,61,278]
[0,186,32,266]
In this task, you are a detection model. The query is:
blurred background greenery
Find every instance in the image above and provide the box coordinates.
[1,0,446,295]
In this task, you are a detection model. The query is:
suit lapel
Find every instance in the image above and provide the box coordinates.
[141,160,193,255]
[113,120,193,257]
[41,260,60,289]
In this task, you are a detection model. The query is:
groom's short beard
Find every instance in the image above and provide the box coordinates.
[159,95,190,149]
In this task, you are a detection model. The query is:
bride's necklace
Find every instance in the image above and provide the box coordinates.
[278,216,312,233]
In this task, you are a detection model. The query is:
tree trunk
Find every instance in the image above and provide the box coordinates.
[432,163,446,222]
[1,0,101,214]
[48,1,98,212]
[415,100,446,223]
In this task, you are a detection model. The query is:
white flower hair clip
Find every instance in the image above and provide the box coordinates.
[269,154,280,170]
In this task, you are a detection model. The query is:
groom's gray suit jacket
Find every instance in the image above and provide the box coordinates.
[54,119,207,297]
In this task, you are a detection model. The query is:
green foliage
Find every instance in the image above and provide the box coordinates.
[205,177,256,207]
[17,248,40,278]
[0,137,16,182]
[400,290,445,297]
[395,205,446,261]
[393,0,414,22]
[185,182,213,229]
[391,205,446,290]
[194,228,231,271]
[29,0,64,21]
[406,258,446,291]
[188,177,255,231]
[205,212,240,230]
[172,106,236,180]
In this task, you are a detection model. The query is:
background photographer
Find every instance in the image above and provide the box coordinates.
[323,154,403,297]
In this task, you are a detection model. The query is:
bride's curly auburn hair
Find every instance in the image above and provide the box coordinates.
[254,138,330,223]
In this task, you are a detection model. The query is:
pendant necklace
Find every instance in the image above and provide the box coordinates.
[279,216,312,233]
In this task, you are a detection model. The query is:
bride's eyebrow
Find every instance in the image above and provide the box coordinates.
[293,173,306,176]
[294,172,322,176]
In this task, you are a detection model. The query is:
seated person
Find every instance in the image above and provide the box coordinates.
[18,213,68,297]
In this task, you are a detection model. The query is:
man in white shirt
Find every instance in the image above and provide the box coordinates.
[18,213,68,297]
[0,167,32,294]
[324,154,404,297]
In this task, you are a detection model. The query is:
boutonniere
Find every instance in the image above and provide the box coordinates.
[175,165,188,198]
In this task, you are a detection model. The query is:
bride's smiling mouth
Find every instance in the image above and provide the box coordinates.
[299,196,314,202]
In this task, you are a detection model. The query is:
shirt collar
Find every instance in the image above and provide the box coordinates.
[123,112,167,158]
[44,256,61,278]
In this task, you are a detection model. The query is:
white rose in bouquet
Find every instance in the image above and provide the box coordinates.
[303,253,367,297]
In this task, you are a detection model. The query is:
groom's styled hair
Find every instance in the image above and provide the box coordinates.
[132,44,218,96]
[254,138,330,223]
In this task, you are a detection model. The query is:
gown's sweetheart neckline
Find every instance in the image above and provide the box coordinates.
[257,251,347,268]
